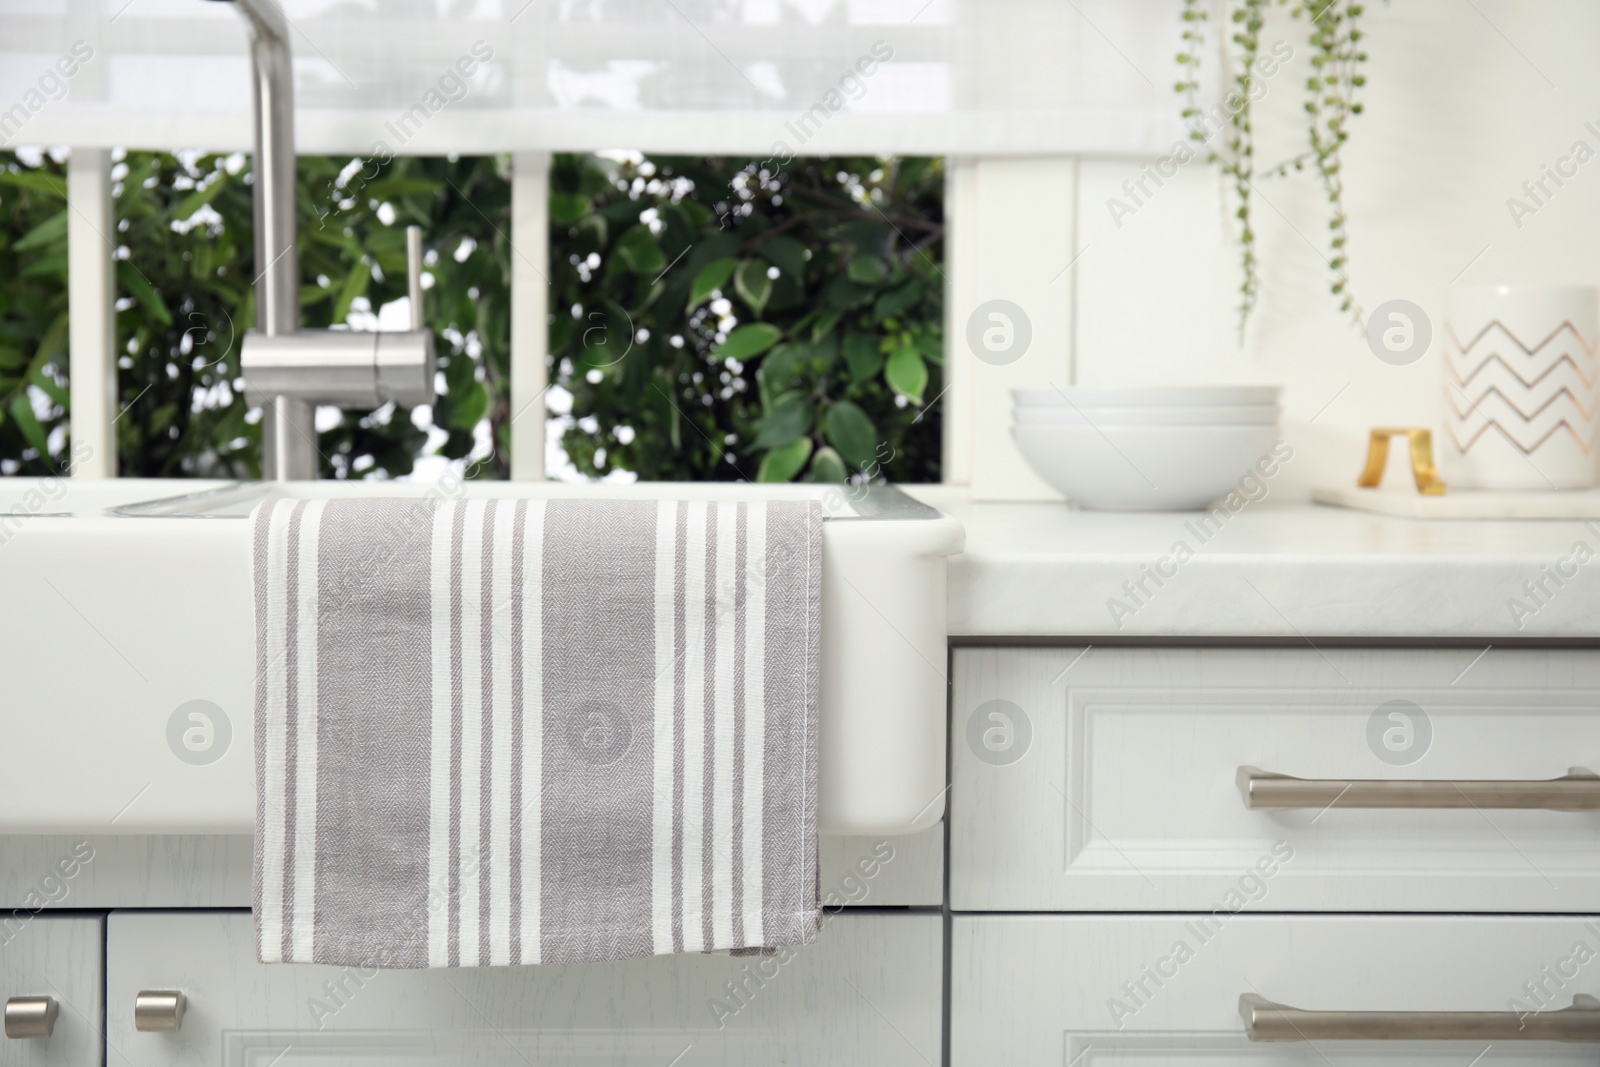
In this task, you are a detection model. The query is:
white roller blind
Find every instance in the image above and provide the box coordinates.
[1,0,1191,157]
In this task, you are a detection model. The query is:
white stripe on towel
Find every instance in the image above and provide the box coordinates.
[457,499,485,967]
[741,502,767,946]
[679,500,708,953]
[488,501,516,966]
[711,502,739,947]
[258,500,291,962]
[290,498,324,963]
[426,501,455,968]
[650,499,679,955]
[518,499,546,965]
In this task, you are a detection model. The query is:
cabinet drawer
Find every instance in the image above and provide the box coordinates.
[106,910,942,1066]
[0,913,104,1066]
[952,914,1600,1065]
[951,646,1600,911]
[0,829,941,909]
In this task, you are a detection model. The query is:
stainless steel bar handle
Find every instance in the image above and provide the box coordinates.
[4,996,56,1039]
[1237,765,1600,811]
[134,991,186,1033]
[1241,993,1600,1043]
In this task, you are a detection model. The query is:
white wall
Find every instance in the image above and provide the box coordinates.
[953,0,1600,499]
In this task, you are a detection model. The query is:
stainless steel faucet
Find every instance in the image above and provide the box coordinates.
[215,0,435,480]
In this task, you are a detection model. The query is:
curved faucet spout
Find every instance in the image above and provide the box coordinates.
[210,0,313,479]
[209,0,434,481]
[212,0,299,340]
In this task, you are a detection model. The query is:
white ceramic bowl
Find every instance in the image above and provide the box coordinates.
[1012,385,1282,408]
[1013,404,1279,427]
[1012,422,1284,510]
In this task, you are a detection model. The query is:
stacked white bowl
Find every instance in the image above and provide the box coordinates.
[1011,385,1283,511]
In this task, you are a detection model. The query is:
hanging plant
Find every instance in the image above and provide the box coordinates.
[1177,0,1369,335]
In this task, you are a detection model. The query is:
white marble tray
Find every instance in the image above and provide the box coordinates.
[1313,484,1600,520]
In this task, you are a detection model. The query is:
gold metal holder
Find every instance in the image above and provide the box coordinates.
[1358,427,1447,495]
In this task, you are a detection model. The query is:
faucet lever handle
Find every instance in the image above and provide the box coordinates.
[406,225,425,332]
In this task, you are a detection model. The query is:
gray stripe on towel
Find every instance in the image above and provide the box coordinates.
[729,501,747,945]
[311,499,435,967]
[701,502,718,952]
[478,499,497,966]
[508,499,528,965]
[670,500,687,955]
[447,503,465,967]
[761,500,821,942]
[539,499,658,964]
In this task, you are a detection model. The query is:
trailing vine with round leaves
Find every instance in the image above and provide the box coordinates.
[1177,0,1369,335]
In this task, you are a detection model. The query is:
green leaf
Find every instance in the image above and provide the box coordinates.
[13,209,67,252]
[807,446,848,484]
[885,345,928,404]
[684,233,739,274]
[810,310,842,344]
[843,331,884,381]
[840,220,891,256]
[847,255,889,285]
[823,276,874,310]
[21,253,67,278]
[914,332,943,363]
[445,378,490,432]
[733,259,773,315]
[363,178,442,199]
[757,436,813,482]
[688,257,736,309]
[32,312,68,367]
[0,171,66,199]
[8,393,49,458]
[330,260,371,324]
[823,400,877,468]
[117,261,171,327]
[577,299,633,370]
[873,280,922,323]
[574,214,607,255]
[714,323,782,362]
[28,353,68,408]
[757,234,807,279]
[550,193,589,225]
[172,176,230,223]
[614,224,667,275]
[752,391,813,450]
[760,343,806,397]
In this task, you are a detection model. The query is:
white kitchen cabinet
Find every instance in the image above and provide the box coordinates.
[952,914,1600,1065]
[106,910,943,1066]
[951,646,1600,911]
[0,913,104,1067]
[0,827,943,909]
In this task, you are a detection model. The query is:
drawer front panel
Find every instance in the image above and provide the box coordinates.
[0,913,105,1067]
[0,828,941,910]
[951,646,1600,911]
[952,914,1600,1065]
[107,910,942,1066]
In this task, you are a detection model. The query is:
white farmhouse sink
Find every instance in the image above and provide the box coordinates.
[0,478,960,837]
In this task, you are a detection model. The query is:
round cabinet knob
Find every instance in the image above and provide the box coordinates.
[4,996,58,1039]
[133,991,186,1033]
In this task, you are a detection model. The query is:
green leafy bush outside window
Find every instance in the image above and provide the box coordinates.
[0,150,942,484]
[548,153,943,484]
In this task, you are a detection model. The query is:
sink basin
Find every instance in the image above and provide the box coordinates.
[0,478,961,836]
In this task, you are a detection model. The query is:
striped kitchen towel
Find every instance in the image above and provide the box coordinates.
[250,495,821,967]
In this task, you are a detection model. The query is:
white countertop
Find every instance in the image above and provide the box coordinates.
[904,487,1600,640]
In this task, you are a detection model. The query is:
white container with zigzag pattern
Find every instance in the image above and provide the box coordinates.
[1445,283,1600,489]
